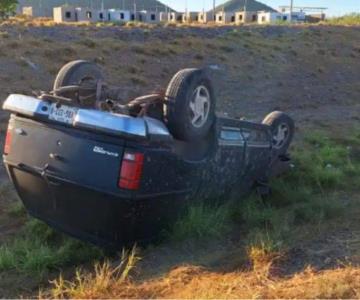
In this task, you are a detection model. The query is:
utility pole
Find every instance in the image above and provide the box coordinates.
[289,0,294,22]
[244,0,248,17]
[213,0,216,22]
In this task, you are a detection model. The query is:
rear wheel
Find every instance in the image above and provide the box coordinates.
[262,111,295,156]
[164,69,216,141]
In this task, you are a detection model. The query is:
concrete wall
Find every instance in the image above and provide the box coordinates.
[215,11,235,24]
[22,6,34,17]
[235,11,258,24]
[159,12,169,22]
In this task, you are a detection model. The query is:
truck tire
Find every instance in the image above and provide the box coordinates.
[165,69,216,141]
[53,60,104,90]
[262,111,295,156]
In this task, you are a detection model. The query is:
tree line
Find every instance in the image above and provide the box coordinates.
[0,0,18,19]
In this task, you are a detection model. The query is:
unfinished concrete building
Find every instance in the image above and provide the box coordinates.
[306,13,326,23]
[235,11,258,24]
[107,9,131,22]
[198,11,213,24]
[53,6,77,22]
[138,11,160,23]
[215,11,235,24]
[182,12,199,23]
[74,7,98,22]
[257,10,305,24]
[168,12,182,23]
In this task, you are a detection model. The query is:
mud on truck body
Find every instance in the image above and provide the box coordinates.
[2,61,295,247]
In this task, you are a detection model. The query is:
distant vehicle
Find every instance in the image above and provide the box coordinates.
[2,61,294,247]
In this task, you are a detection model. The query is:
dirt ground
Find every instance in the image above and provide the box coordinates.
[0,23,359,297]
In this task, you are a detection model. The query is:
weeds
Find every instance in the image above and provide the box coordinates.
[325,13,360,26]
[173,130,360,252]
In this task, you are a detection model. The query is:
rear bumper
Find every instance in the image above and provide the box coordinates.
[2,94,172,142]
[5,163,189,247]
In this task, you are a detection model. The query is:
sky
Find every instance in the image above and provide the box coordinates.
[161,0,359,16]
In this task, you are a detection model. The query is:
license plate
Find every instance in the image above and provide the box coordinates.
[49,104,78,125]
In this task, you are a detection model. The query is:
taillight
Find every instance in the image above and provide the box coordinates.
[4,128,12,155]
[119,151,144,190]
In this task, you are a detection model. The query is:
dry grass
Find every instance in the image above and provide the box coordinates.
[48,247,360,299]
[47,246,140,299]
[0,16,90,27]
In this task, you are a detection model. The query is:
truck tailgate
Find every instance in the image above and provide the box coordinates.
[5,115,125,195]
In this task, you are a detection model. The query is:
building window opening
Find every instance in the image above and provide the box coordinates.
[86,11,92,19]
[151,14,156,20]
[65,11,71,19]
[120,12,124,19]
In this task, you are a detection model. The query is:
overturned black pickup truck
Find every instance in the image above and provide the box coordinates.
[2,61,294,247]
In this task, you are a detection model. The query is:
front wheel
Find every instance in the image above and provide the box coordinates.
[262,111,295,156]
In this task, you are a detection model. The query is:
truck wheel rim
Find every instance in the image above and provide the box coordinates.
[273,123,290,149]
[189,85,210,128]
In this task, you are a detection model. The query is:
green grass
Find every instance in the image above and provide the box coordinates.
[0,219,104,275]
[171,202,231,241]
[172,130,360,250]
[5,200,26,217]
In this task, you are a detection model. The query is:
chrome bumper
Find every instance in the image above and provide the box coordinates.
[3,94,172,142]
